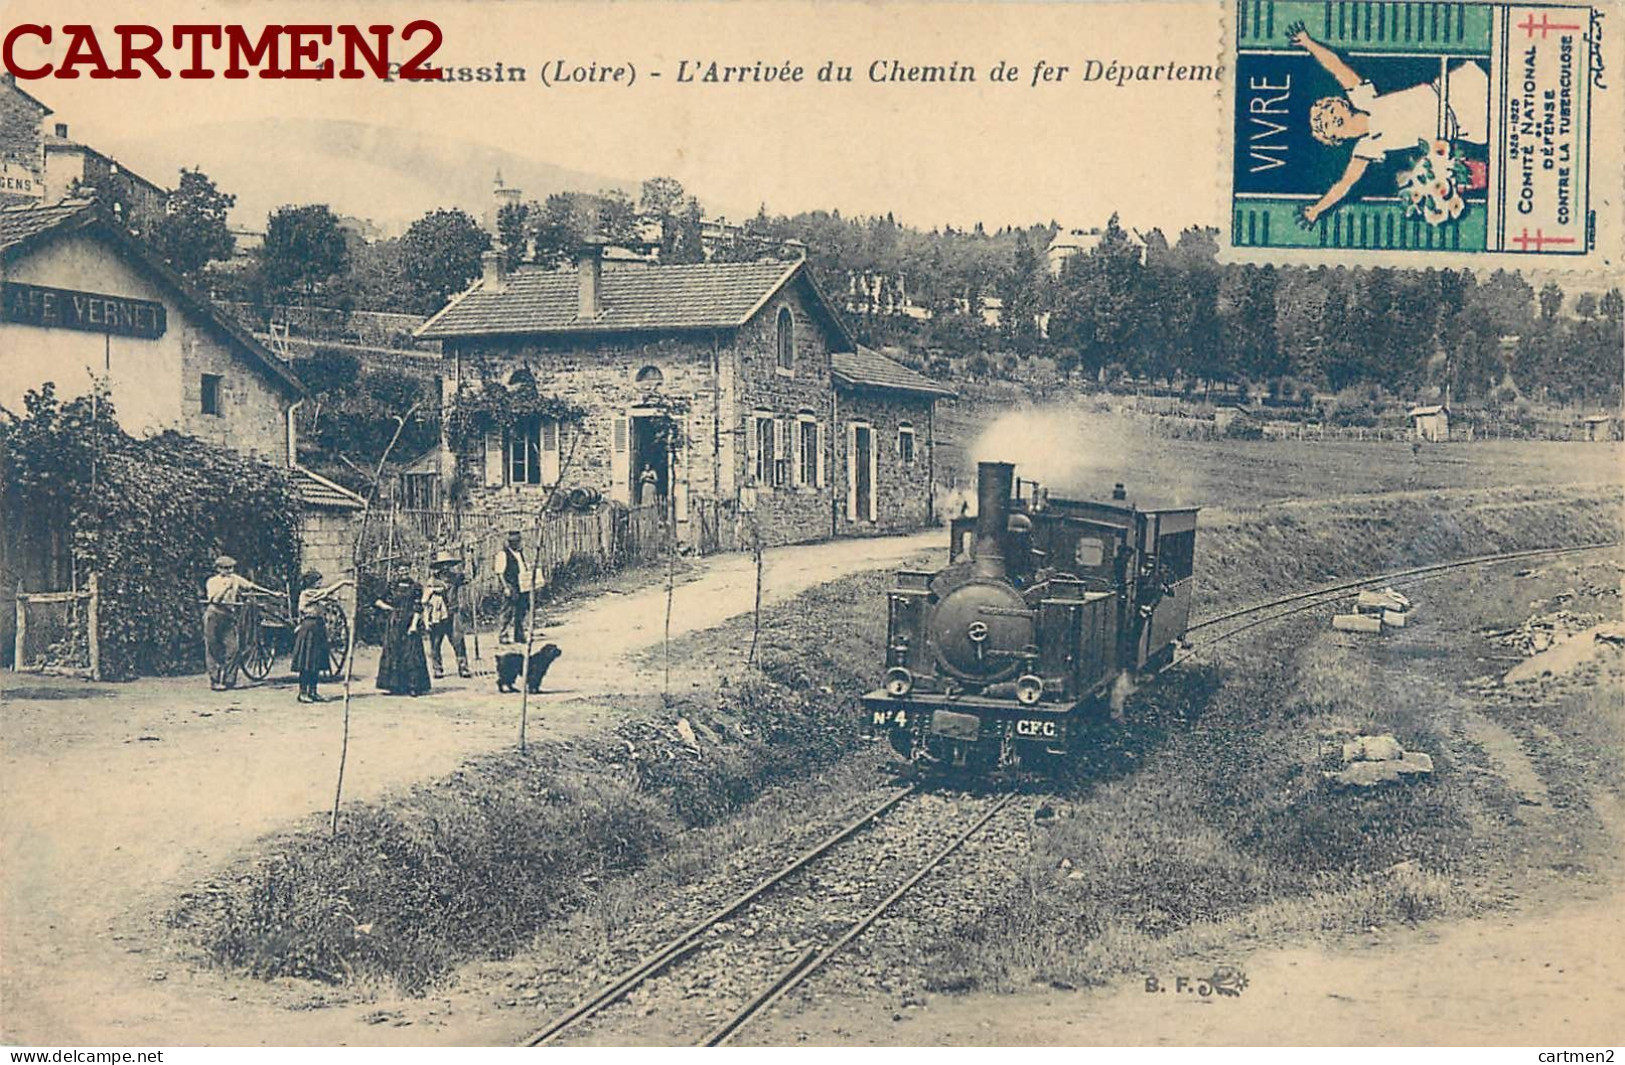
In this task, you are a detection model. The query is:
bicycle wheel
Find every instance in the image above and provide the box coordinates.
[240,610,275,681]
[322,600,349,680]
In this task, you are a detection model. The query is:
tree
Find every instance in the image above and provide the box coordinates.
[1469,270,1536,336]
[400,208,491,313]
[1538,281,1565,322]
[291,352,440,487]
[146,167,236,277]
[1601,288,1624,324]
[639,176,688,218]
[346,237,412,313]
[259,204,348,306]
[997,232,1043,355]
[1048,215,1145,378]
[496,200,530,270]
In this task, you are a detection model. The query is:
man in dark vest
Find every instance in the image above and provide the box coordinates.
[492,529,530,645]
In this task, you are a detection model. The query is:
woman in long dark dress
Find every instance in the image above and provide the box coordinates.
[375,575,431,696]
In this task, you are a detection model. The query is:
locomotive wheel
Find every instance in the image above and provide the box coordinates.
[322,601,350,680]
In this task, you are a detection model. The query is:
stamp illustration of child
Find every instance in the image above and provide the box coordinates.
[1289,20,1490,227]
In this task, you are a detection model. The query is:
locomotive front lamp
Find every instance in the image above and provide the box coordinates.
[883,667,915,697]
[1015,674,1044,705]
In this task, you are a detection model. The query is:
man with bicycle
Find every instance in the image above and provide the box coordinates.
[203,555,277,691]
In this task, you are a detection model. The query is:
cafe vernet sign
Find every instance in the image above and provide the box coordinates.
[1,281,166,340]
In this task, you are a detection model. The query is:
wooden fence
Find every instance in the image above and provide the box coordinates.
[11,574,99,679]
[357,500,672,606]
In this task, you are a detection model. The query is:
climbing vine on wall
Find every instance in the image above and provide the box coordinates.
[442,375,587,454]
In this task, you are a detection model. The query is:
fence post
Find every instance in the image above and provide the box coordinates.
[87,572,100,681]
[13,582,24,672]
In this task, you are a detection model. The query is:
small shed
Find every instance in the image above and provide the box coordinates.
[1580,414,1619,442]
[1407,404,1450,442]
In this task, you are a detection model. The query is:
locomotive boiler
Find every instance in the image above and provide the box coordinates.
[862,460,1198,770]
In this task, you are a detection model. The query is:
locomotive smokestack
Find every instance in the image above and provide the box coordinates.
[972,461,1015,580]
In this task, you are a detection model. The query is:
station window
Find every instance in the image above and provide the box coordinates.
[797,415,820,487]
[200,374,222,416]
[775,308,795,373]
[897,422,916,464]
[754,412,776,485]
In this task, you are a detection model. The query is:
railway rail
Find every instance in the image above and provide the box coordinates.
[520,539,1618,1046]
[522,786,1029,1047]
[1171,540,1620,669]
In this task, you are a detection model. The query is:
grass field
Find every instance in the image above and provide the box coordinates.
[937,400,1621,511]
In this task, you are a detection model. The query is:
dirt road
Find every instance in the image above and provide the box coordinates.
[0,531,937,1044]
[750,880,1625,1046]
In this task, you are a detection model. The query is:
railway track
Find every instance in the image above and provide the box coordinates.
[1172,540,1620,668]
[519,540,1617,1045]
[522,785,1029,1047]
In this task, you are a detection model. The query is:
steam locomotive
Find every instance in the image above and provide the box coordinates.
[862,461,1198,771]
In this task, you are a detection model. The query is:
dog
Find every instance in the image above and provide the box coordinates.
[496,644,562,694]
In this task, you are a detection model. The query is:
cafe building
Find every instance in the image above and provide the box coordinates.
[1,199,363,658]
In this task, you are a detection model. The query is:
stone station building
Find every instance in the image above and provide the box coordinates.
[416,250,953,547]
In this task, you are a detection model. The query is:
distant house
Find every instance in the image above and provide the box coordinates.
[42,123,168,233]
[1046,225,1144,277]
[1407,404,1450,442]
[1580,413,1619,442]
[416,248,952,546]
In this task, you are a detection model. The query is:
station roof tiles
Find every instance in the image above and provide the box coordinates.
[417,259,811,339]
[832,346,957,399]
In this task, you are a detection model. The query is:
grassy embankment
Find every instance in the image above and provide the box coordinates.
[174,481,1621,996]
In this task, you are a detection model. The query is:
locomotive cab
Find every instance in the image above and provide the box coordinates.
[864,461,1199,771]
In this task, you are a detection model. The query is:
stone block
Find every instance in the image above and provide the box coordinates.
[1343,733,1405,762]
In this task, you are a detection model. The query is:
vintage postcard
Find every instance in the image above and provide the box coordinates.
[0,0,1621,1055]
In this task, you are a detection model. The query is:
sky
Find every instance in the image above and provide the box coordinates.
[6,0,1228,234]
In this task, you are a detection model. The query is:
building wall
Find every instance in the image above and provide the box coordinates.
[729,280,840,544]
[834,388,936,536]
[1,231,293,463]
[299,510,361,618]
[444,332,725,539]
[441,276,845,548]
[0,82,45,202]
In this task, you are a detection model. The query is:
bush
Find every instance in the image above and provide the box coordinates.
[173,677,861,993]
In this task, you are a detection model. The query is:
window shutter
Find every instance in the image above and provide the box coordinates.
[775,419,789,486]
[542,418,560,484]
[483,431,504,488]
[815,421,826,488]
[610,415,630,504]
[746,415,759,483]
[868,431,879,521]
[845,423,858,521]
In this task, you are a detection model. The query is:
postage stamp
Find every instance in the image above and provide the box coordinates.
[1231,0,1613,258]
